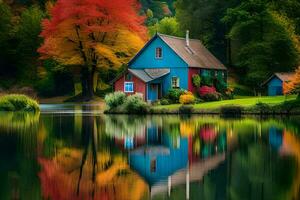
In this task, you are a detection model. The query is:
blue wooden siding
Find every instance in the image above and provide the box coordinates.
[129,36,189,97]
[267,77,283,96]
[129,130,188,185]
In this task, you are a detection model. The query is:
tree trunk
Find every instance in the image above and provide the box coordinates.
[81,66,96,100]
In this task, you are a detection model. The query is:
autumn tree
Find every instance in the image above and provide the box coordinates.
[283,67,300,98]
[38,0,147,99]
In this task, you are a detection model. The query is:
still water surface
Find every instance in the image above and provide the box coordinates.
[0,104,300,200]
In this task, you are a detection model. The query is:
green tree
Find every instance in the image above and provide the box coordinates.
[0,2,14,77]
[175,0,239,63]
[222,0,299,92]
[15,6,45,81]
[148,17,183,36]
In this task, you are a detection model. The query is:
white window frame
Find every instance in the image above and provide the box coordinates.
[155,47,163,59]
[171,77,180,88]
[124,82,134,93]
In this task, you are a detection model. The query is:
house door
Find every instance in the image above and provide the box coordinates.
[149,83,161,101]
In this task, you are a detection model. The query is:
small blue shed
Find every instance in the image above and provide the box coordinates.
[262,73,294,96]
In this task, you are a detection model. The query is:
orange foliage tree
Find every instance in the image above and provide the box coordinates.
[283,66,300,98]
[38,0,147,99]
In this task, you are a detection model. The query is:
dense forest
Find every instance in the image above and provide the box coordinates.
[0,0,299,98]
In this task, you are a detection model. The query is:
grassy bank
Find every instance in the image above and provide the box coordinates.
[151,95,299,114]
[0,94,39,112]
[154,95,295,110]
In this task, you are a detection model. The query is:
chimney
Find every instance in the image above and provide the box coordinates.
[186,30,190,46]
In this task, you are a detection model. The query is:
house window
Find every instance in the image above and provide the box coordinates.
[201,69,208,76]
[124,82,134,92]
[155,47,162,59]
[125,73,132,81]
[172,77,180,88]
[215,70,218,77]
[150,158,156,173]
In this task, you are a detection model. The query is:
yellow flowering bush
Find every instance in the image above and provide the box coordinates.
[179,92,195,104]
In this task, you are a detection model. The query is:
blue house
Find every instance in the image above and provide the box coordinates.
[113,31,227,101]
[262,73,294,96]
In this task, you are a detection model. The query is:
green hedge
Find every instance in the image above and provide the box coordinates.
[0,94,39,112]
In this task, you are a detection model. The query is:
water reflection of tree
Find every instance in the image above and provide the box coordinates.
[104,115,149,138]
[0,112,41,199]
[38,113,149,200]
[229,143,296,200]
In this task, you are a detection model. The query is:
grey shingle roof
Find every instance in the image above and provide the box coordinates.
[157,33,226,70]
[144,68,170,79]
[128,68,170,82]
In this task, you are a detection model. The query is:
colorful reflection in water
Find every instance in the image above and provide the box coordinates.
[0,108,300,200]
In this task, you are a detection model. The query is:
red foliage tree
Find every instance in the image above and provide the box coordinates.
[38,0,147,99]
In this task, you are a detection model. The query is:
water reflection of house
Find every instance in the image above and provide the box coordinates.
[129,124,189,186]
[269,127,283,150]
[112,122,227,199]
[114,134,146,150]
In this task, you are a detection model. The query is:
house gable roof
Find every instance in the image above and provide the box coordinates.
[128,33,226,70]
[129,68,170,82]
[261,72,294,86]
[110,68,170,84]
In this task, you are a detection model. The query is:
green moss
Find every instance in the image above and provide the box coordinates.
[0,94,39,112]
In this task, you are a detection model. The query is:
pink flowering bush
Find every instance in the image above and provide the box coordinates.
[198,86,216,97]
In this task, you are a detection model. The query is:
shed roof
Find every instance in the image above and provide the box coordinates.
[274,73,294,82]
[262,72,294,86]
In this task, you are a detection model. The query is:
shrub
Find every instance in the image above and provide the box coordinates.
[195,98,204,104]
[167,88,185,103]
[160,98,170,105]
[104,92,126,109]
[124,94,150,114]
[232,84,253,96]
[192,74,201,88]
[179,93,195,104]
[198,86,217,97]
[278,99,300,114]
[201,75,213,86]
[224,88,234,99]
[254,102,272,114]
[215,78,227,93]
[202,92,222,102]
[179,105,193,114]
[0,94,39,112]
[220,105,243,117]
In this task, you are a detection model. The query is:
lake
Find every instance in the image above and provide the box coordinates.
[0,104,299,200]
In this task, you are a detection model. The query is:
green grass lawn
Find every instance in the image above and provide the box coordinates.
[154,95,297,110]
